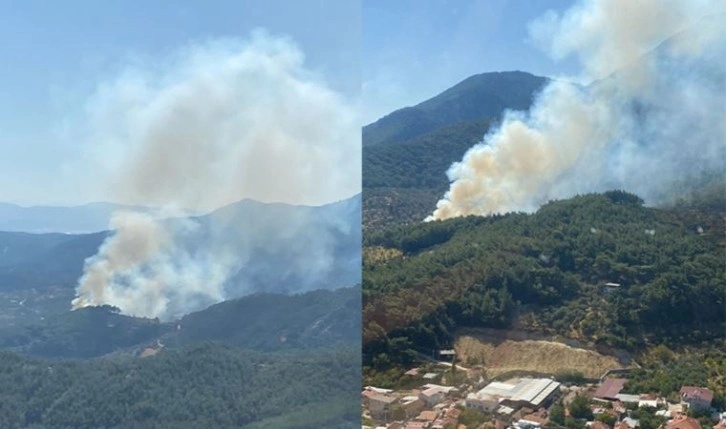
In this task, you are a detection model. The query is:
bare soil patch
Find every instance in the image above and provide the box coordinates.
[455,328,632,379]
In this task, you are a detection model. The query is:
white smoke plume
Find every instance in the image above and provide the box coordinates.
[71,30,360,320]
[428,0,725,221]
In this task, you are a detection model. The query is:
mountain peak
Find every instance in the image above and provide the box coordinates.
[363,70,548,147]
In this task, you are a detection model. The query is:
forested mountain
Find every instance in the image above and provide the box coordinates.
[169,285,360,351]
[0,343,360,429]
[0,285,360,359]
[0,286,361,428]
[363,71,546,147]
[0,194,361,293]
[362,191,725,384]
[362,72,547,229]
[0,230,107,290]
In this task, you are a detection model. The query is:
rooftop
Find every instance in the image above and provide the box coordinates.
[594,378,627,400]
[422,386,446,397]
[666,415,702,429]
[368,392,398,404]
[680,386,714,403]
[477,378,560,407]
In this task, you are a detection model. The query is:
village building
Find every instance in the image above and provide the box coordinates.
[666,415,702,429]
[466,378,562,413]
[366,391,399,421]
[416,410,439,422]
[590,421,612,429]
[419,386,447,407]
[615,394,641,405]
[680,386,714,411]
[404,421,428,429]
[594,379,627,402]
[401,396,426,419]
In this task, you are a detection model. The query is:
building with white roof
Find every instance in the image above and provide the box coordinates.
[465,378,561,411]
[419,386,447,407]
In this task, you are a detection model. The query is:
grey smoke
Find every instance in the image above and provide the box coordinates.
[428,0,725,221]
[71,30,360,320]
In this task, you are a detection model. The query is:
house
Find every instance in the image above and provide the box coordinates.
[405,421,428,429]
[680,386,714,411]
[615,422,636,429]
[666,415,702,429]
[521,411,549,427]
[466,392,500,413]
[422,383,458,394]
[638,398,662,409]
[514,419,543,429]
[401,396,426,419]
[590,422,612,429]
[416,410,439,422]
[368,392,399,421]
[445,407,462,421]
[615,394,640,405]
[594,379,627,401]
[420,387,447,407]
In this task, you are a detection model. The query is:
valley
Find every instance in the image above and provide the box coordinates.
[0,197,362,428]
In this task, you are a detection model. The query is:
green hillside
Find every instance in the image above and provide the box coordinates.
[362,191,725,384]
[0,286,360,359]
[0,343,359,429]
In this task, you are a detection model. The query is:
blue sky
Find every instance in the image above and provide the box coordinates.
[0,0,359,206]
[362,0,579,124]
[0,0,585,206]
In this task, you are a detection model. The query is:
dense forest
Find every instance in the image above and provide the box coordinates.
[0,286,360,359]
[362,191,725,390]
[0,286,362,427]
[0,343,359,429]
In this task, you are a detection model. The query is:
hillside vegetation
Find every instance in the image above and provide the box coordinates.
[0,286,360,359]
[362,191,725,387]
[0,343,359,429]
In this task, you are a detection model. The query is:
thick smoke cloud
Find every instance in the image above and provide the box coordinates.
[428,0,725,221]
[72,31,360,320]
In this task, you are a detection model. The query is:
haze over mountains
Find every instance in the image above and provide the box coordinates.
[0,197,362,428]
[0,202,157,234]
[0,194,361,321]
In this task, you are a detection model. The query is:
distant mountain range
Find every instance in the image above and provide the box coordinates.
[0,194,361,298]
[0,202,156,234]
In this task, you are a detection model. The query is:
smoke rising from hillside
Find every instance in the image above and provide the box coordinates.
[428,0,725,221]
[71,31,360,320]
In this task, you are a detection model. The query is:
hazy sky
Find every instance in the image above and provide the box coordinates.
[0,0,359,207]
[362,0,579,124]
